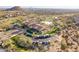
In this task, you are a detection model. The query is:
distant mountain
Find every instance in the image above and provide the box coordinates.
[6,6,23,11]
[24,8,79,14]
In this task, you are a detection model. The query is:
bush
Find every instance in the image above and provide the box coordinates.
[11,35,32,49]
[46,27,59,35]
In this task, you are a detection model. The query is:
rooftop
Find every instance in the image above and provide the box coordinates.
[24,19,51,32]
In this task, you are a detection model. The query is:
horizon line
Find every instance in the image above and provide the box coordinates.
[1,6,79,9]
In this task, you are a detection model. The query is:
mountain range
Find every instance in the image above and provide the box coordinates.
[3,6,79,14]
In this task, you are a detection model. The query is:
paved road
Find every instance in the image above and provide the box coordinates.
[0,48,5,52]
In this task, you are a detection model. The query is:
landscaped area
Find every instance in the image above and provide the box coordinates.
[0,6,79,52]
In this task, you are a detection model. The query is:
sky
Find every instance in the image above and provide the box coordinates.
[0,0,79,9]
